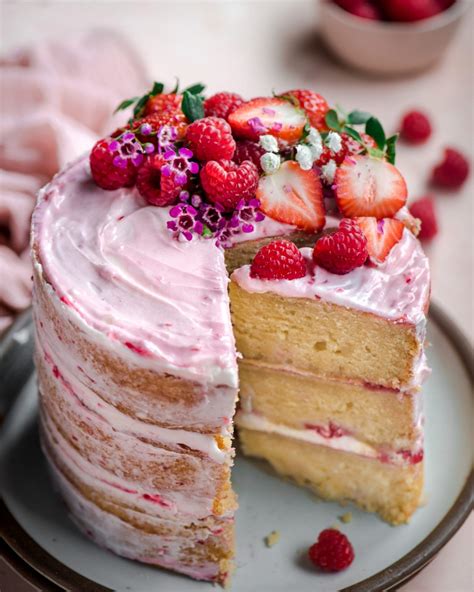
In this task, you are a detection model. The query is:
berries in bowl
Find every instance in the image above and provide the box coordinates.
[319,0,469,75]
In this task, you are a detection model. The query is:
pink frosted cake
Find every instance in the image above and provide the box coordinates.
[31,83,430,584]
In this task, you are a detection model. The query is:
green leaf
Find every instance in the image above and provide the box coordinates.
[202,226,213,238]
[385,134,399,164]
[133,94,150,119]
[368,147,386,160]
[182,90,205,122]
[325,109,342,132]
[301,121,312,141]
[114,97,139,114]
[365,117,386,150]
[184,82,206,95]
[347,110,372,125]
[170,78,180,94]
[342,125,363,144]
[150,81,165,96]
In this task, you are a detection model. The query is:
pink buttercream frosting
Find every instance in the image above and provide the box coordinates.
[231,230,430,327]
[32,156,238,387]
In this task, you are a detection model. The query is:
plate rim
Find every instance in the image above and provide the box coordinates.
[0,302,473,592]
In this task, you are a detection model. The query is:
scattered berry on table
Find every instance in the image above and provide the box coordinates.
[308,528,355,572]
[431,147,470,189]
[409,196,439,239]
[400,110,432,144]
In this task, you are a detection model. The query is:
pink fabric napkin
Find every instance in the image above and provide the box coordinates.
[0,31,149,333]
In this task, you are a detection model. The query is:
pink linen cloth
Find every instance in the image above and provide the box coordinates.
[0,31,149,333]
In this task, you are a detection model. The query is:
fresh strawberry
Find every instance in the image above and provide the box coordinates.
[228,97,307,144]
[335,155,408,218]
[431,147,470,189]
[233,140,265,172]
[200,159,259,211]
[144,93,182,116]
[313,218,368,274]
[256,161,325,231]
[250,240,307,280]
[355,217,404,263]
[282,89,329,131]
[344,132,378,156]
[409,196,438,240]
[308,528,354,572]
[186,117,236,162]
[134,111,188,141]
[204,92,244,120]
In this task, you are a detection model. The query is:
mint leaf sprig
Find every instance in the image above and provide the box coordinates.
[114,81,206,123]
[324,108,398,164]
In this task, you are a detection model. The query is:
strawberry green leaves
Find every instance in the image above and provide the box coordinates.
[325,108,399,164]
[181,87,205,122]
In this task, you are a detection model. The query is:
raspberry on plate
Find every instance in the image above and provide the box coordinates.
[313,218,368,274]
[400,110,432,144]
[136,155,181,206]
[409,196,439,240]
[282,89,329,131]
[431,147,470,189]
[186,117,236,162]
[233,140,266,172]
[308,528,355,572]
[204,92,244,120]
[90,138,137,191]
[250,240,307,280]
[200,159,259,211]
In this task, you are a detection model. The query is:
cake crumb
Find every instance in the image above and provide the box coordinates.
[339,512,353,524]
[264,530,280,547]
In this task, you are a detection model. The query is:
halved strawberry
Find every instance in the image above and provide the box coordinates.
[228,97,306,144]
[355,217,404,263]
[256,161,325,231]
[335,155,407,218]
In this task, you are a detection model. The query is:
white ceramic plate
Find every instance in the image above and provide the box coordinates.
[0,304,472,592]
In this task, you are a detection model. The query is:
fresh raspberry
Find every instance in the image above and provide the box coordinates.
[308,528,355,572]
[431,147,470,189]
[200,159,259,211]
[383,0,443,22]
[409,196,438,240]
[233,140,265,172]
[250,240,307,280]
[283,89,329,131]
[204,92,244,120]
[400,110,432,144]
[144,93,182,116]
[136,155,181,206]
[313,218,368,274]
[316,142,348,167]
[186,117,236,162]
[90,138,137,190]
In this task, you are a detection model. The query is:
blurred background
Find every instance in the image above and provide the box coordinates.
[0,0,472,590]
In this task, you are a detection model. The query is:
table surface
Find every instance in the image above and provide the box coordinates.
[1,2,472,591]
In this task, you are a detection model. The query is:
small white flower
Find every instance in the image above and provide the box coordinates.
[308,142,323,162]
[326,131,343,154]
[295,144,314,171]
[259,134,279,153]
[260,152,281,174]
[307,127,322,147]
[321,159,337,184]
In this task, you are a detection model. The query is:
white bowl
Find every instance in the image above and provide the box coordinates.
[319,0,470,76]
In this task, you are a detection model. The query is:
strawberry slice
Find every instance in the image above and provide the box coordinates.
[228,97,306,144]
[335,155,407,218]
[256,161,325,231]
[355,217,405,263]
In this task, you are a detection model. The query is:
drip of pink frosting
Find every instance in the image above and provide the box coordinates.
[231,230,430,327]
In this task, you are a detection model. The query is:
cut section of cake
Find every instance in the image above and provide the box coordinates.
[231,221,430,524]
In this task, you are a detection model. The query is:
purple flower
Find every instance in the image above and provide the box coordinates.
[167,203,202,242]
[162,147,199,186]
[247,117,268,134]
[156,125,178,153]
[230,198,265,234]
[109,132,144,168]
